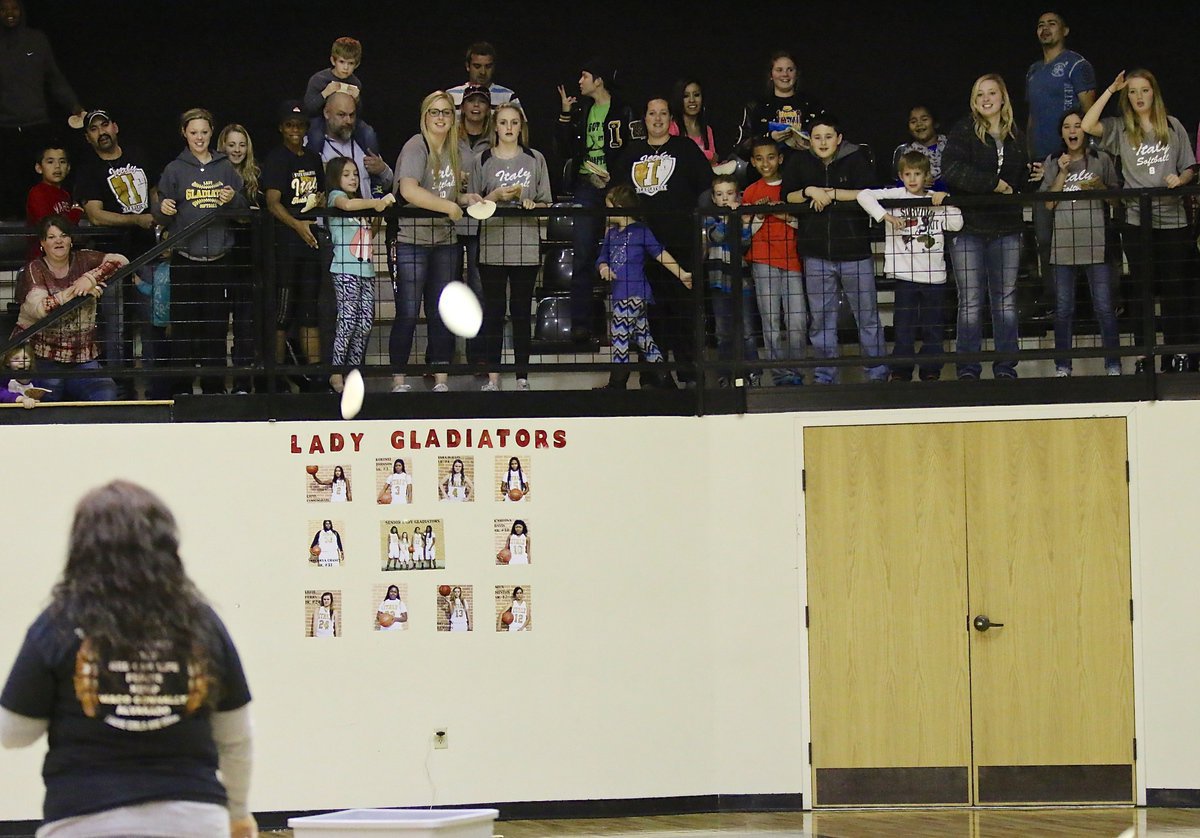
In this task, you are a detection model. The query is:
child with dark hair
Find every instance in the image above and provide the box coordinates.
[594,185,692,389]
[744,138,805,385]
[25,144,82,260]
[891,105,948,191]
[783,113,887,383]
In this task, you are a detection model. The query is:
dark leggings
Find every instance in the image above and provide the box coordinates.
[1121,223,1199,351]
[478,264,538,380]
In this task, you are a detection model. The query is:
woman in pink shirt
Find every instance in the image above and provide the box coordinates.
[669,77,719,166]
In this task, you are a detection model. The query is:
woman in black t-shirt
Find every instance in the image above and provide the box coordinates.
[0,481,255,838]
[735,51,822,162]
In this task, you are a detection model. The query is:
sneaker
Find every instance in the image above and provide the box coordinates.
[481,381,499,392]
[1106,366,1122,377]
[515,378,530,391]
[432,383,449,393]
[1055,368,1071,378]
[747,373,762,388]
[717,376,730,389]
[391,383,412,393]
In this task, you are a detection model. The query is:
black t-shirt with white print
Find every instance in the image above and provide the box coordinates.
[262,144,325,244]
[0,604,251,824]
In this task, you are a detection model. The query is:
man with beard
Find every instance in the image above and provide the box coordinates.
[73,110,158,398]
[313,91,391,199]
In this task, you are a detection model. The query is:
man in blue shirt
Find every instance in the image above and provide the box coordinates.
[1026,11,1097,311]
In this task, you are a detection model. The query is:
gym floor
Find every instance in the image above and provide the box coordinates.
[269,807,1200,837]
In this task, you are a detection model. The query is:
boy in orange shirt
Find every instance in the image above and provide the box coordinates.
[743,138,806,385]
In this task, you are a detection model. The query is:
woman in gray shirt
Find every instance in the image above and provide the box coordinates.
[1082,69,1198,373]
[389,91,480,393]
[469,104,552,391]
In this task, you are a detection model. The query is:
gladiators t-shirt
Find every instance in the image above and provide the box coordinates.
[262,145,325,244]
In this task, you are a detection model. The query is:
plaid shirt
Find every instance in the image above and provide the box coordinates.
[15,249,105,364]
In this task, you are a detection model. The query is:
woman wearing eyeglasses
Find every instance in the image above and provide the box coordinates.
[389,91,482,393]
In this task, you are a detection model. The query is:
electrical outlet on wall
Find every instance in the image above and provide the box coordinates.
[433,728,449,749]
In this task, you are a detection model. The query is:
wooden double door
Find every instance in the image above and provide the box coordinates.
[804,419,1134,806]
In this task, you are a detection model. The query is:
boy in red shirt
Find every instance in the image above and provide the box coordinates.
[26,145,82,260]
[26,145,82,227]
[743,137,806,384]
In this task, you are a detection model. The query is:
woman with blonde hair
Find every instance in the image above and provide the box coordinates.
[218,123,261,393]
[1083,69,1197,373]
[469,103,552,391]
[218,124,261,207]
[153,107,247,394]
[389,91,482,393]
[942,74,1032,380]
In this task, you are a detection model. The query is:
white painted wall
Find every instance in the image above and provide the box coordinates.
[0,402,1194,822]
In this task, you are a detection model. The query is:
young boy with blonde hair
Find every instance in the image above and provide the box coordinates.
[856,151,963,381]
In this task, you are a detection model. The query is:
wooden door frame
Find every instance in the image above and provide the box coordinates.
[795,409,1147,807]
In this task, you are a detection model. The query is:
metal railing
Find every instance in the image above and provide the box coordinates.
[0,187,1196,415]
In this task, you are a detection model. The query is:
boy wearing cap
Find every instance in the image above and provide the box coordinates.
[262,100,326,381]
[554,59,644,342]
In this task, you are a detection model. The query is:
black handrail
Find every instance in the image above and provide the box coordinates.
[0,209,229,357]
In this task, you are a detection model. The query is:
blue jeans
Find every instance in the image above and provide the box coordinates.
[1053,264,1119,372]
[949,233,1020,378]
[751,263,806,382]
[892,279,948,380]
[570,180,605,332]
[34,358,117,402]
[803,257,888,383]
[388,242,457,368]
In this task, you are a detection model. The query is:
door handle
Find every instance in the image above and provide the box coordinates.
[973,615,1005,632]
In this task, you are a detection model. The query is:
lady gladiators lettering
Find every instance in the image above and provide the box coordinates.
[185,180,228,209]
[391,428,566,450]
[290,428,567,454]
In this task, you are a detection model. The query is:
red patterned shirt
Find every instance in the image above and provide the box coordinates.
[15,249,106,364]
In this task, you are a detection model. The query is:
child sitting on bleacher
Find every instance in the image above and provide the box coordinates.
[1,345,48,408]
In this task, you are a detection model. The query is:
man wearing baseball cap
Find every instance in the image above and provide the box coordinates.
[73,109,160,397]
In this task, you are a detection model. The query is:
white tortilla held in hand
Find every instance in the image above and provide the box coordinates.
[67,114,84,129]
[466,200,497,220]
[340,369,365,419]
[438,281,483,338]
